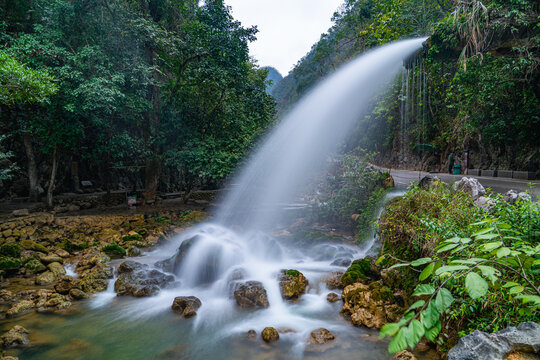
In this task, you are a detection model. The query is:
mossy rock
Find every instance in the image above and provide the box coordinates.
[20,239,49,253]
[102,244,126,259]
[24,258,47,273]
[0,256,22,271]
[278,269,308,300]
[123,234,143,242]
[134,228,148,236]
[341,258,379,287]
[63,239,87,253]
[0,243,21,258]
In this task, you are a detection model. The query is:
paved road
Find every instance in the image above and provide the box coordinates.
[384,168,539,199]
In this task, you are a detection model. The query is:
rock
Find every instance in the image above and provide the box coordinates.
[1,356,19,360]
[55,276,80,295]
[419,175,441,190]
[37,293,71,312]
[40,254,63,264]
[233,281,269,309]
[504,190,520,204]
[506,352,540,360]
[327,292,340,303]
[172,235,201,273]
[475,196,495,209]
[12,209,29,217]
[55,249,70,258]
[330,258,352,267]
[171,296,201,318]
[324,271,344,290]
[67,205,80,212]
[24,258,47,274]
[382,174,395,188]
[452,177,486,199]
[340,281,403,329]
[79,263,113,293]
[1,325,29,348]
[246,330,257,340]
[114,261,174,297]
[35,271,56,285]
[308,328,335,344]
[6,300,35,317]
[48,262,66,277]
[393,350,417,360]
[261,327,279,343]
[69,288,89,300]
[278,269,308,301]
[20,240,48,253]
[448,322,540,360]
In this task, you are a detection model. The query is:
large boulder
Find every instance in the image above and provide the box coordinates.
[1,325,29,348]
[6,300,34,317]
[340,257,380,287]
[55,276,81,295]
[419,175,441,190]
[233,281,269,309]
[278,270,308,301]
[171,296,201,318]
[453,177,486,199]
[154,235,200,273]
[448,322,540,360]
[340,281,403,329]
[114,261,174,297]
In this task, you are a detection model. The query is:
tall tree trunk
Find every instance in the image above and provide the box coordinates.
[143,49,161,203]
[22,132,39,202]
[46,148,58,208]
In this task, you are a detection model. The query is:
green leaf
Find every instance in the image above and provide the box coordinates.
[375,255,386,265]
[509,286,524,294]
[413,284,436,296]
[465,272,489,299]
[503,281,520,288]
[380,323,400,338]
[406,319,425,348]
[471,227,495,237]
[445,236,461,243]
[496,247,511,258]
[419,262,435,281]
[422,301,439,329]
[435,288,454,312]
[478,265,499,283]
[425,320,442,341]
[476,233,499,240]
[480,242,503,252]
[435,265,468,275]
[389,263,410,269]
[515,295,540,305]
[450,258,482,265]
[437,243,459,253]
[408,300,426,311]
[388,327,408,354]
[411,257,432,267]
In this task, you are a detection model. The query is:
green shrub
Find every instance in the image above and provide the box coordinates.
[341,258,379,286]
[123,234,143,242]
[63,239,87,253]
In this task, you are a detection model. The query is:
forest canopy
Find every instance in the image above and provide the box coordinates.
[0,0,275,204]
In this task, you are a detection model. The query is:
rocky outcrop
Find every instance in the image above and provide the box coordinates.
[261,327,279,342]
[6,300,35,317]
[340,281,404,329]
[114,261,174,297]
[278,270,308,301]
[79,263,113,293]
[504,190,532,205]
[448,322,540,360]
[452,177,486,199]
[233,281,269,309]
[171,296,201,318]
[1,325,29,348]
[340,257,380,287]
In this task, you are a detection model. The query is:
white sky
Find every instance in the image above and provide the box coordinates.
[225,0,344,76]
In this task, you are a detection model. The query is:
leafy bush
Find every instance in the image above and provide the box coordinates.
[102,243,126,258]
[0,256,21,271]
[378,186,539,353]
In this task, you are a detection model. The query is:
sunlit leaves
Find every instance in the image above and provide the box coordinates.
[465,272,488,299]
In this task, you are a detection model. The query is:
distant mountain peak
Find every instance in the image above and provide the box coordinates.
[262,66,283,93]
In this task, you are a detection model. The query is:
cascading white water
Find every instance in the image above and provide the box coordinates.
[85,38,427,360]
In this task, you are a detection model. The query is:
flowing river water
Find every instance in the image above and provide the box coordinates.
[4,38,431,359]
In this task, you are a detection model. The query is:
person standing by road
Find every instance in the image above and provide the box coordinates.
[448,152,455,174]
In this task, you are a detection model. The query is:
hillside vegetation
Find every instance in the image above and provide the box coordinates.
[272,0,539,173]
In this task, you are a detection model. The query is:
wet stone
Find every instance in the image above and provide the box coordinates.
[261,327,279,343]
[171,296,201,318]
